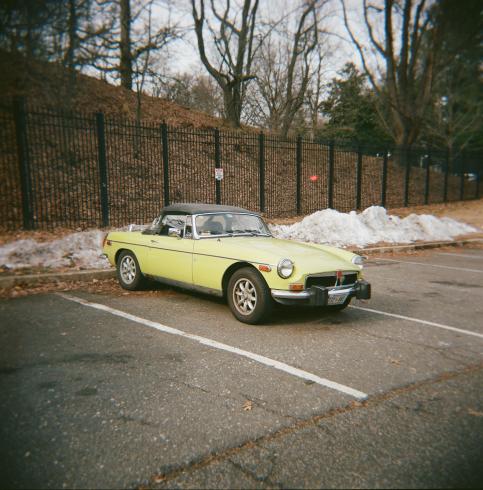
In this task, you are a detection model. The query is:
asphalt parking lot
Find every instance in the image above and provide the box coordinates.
[1,247,483,489]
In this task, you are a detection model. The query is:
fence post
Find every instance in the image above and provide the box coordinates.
[214,129,221,205]
[296,136,302,214]
[95,112,109,227]
[161,123,170,206]
[381,151,388,207]
[13,96,34,230]
[328,140,334,209]
[476,167,480,199]
[259,132,265,213]
[356,146,362,210]
[403,147,410,207]
[459,150,465,201]
[443,148,450,202]
[424,149,431,205]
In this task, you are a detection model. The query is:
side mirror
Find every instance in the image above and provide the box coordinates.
[168,227,182,239]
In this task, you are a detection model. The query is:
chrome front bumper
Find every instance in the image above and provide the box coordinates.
[271,280,371,306]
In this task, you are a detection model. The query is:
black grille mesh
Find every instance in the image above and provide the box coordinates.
[306,273,358,289]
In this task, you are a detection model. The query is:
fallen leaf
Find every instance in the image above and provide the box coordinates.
[243,400,253,411]
[389,358,401,365]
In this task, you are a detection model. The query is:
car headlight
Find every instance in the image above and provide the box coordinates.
[351,255,365,267]
[277,258,294,278]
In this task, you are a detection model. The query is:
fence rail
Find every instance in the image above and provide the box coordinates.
[0,97,481,230]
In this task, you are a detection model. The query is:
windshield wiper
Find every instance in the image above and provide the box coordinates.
[230,229,270,236]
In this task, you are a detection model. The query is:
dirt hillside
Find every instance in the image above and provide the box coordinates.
[0,50,229,129]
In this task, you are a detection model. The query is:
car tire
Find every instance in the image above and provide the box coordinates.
[227,267,272,324]
[116,250,147,291]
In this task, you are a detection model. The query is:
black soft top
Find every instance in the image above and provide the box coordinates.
[161,203,258,216]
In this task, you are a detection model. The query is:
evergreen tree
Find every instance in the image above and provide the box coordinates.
[318,63,387,147]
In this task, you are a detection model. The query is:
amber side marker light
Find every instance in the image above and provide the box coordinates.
[258,265,271,272]
[289,284,304,291]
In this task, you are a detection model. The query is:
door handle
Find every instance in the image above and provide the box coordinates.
[150,240,159,244]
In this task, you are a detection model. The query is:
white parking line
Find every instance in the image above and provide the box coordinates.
[373,257,483,273]
[437,252,483,259]
[350,305,483,340]
[57,293,368,400]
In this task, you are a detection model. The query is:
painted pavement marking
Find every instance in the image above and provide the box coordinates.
[57,293,368,400]
[373,257,483,274]
[350,305,483,340]
[436,252,483,260]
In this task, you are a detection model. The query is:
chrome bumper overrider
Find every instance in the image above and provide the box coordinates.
[271,281,371,306]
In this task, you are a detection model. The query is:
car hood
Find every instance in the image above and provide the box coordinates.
[215,236,358,273]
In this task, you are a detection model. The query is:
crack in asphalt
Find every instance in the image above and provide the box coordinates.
[227,453,279,488]
[140,363,483,489]
[353,329,480,366]
[239,393,304,423]
[161,378,302,423]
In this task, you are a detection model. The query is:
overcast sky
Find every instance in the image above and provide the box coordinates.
[152,0,366,81]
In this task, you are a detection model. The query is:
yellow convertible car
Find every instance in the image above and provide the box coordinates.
[102,203,371,324]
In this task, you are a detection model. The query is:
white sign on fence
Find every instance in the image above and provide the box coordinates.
[215,168,224,181]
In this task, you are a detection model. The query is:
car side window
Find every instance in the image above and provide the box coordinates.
[159,215,186,236]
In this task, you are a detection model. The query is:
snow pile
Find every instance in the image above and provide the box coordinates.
[270,206,477,248]
[0,230,110,271]
[0,208,478,271]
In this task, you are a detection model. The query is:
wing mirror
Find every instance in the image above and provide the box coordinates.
[168,227,182,239]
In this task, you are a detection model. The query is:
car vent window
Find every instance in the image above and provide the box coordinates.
[160,215,186,236]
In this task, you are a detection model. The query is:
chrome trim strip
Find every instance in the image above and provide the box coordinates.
[306,270,358,278]
[271,289,312,299]
[328,287,354,296]
[147,275,224,297]
[271,285,357,300]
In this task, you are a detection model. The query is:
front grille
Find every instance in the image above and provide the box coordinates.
[306,273,358,289]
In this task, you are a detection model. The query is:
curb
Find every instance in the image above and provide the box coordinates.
[351,237,483,255]
[0,269,115,289]
[1,237,482,289]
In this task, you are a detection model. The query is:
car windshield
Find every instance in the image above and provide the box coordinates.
[195,213,271,238]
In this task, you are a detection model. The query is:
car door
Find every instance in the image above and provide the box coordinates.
[145,215,194,285]
[192,214,234,293]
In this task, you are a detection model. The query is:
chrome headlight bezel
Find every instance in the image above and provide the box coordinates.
[277,258,294,279]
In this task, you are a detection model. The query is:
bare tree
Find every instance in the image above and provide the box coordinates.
[119,0,132,89]
[341,0,445,150]
[191,0,260,128]
[305,44,327,139]
[154,71,223,116]
[253,0,322,137]
[117,0,180,91]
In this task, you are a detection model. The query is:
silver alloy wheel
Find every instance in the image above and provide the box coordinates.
[233,277,257,315]
[120,255,136,284]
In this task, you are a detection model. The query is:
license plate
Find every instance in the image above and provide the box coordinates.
[328,292,348,305]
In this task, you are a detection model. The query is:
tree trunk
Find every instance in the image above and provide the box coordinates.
[223,85,242,128]
[66,0,77,71]
[65,0,78,105]
[120,0,132,90]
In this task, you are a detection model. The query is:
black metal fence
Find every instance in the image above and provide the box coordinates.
[1,97,482,230]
